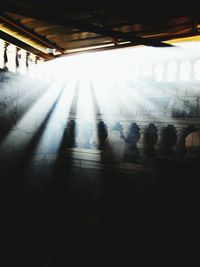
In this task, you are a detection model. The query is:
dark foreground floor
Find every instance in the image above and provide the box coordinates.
[1,156,199,266]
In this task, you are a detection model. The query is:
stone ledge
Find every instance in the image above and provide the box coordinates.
[28,151,158,176]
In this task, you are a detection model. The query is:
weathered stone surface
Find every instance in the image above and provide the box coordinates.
[104,130,125,163]
[185,131,200,157]
[1,68,200,164]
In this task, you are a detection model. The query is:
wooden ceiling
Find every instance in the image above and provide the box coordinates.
[0,0,199,60]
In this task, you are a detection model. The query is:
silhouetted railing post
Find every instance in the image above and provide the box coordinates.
[3,42,9,70]
[26,51,30,70]
[15,47,20,71]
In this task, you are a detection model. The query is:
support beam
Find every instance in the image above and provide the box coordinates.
[57,42,136,57]
[158,30,200,42]
[1,2,172,48]
[0,30,54,60]
[0,12,64,54]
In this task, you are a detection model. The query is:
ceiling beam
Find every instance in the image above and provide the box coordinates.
[56,42,143,58]
[0,2,172,48]
[154,30,200,43]
[0,30,54,60]
[0,12,64,54]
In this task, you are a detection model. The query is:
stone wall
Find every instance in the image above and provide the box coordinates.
[0,70,52,160]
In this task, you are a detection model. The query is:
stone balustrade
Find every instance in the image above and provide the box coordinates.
[0,38,43,74]
[63,115,200,163]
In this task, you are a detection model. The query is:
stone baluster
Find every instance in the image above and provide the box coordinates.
[15,47,20,70]
[173,126,186,157]
[35,56,40,65]
[65,119,77,148]
[26,51,30,71]
[123,122,140,163]
[3,42,9,70]
[154,125,164,157]
[97,121,108,150]
[90,122,99,149]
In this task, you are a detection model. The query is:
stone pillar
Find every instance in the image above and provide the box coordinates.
[173,126,186,157]
[154,126,164,156]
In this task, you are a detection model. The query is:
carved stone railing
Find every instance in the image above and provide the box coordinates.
[0,38,43,74]
[63,115,200,164]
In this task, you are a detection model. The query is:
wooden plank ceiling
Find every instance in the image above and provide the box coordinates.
[0,0,199,60]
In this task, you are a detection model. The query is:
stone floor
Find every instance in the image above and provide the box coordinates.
[2,154,199,266]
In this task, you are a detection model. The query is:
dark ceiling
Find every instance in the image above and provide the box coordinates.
[0,0,199,60]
